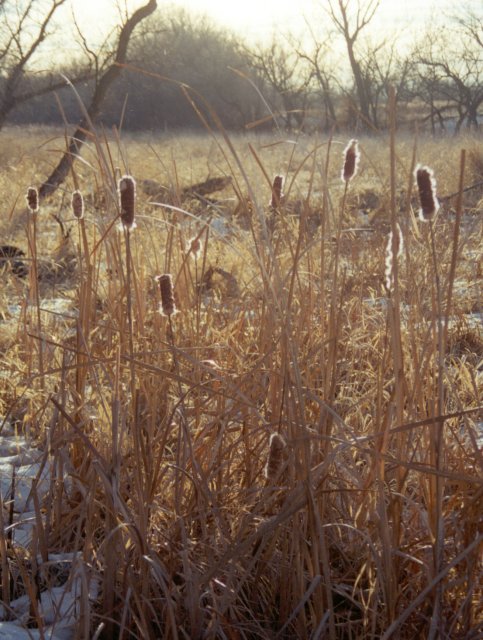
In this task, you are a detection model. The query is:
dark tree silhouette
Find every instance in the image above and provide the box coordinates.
[327,0,380,128]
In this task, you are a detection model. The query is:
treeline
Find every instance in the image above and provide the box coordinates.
[6,11,264,131]
[2,2,482,134]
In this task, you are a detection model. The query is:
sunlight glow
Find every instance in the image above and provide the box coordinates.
[67,0,479,48]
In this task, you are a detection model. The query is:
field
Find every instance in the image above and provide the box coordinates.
[0,120,482,639]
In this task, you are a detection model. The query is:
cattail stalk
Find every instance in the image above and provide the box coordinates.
[379,87,403,625]
[26,186,44,388]
[425,186,445,640]
[327,140,360,417]
[118,175,137,371]
[119,176,138,465]
[155,272,194,521]
[72,189,94,441]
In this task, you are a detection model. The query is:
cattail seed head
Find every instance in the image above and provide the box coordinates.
[71,190,84,219]
[270,175,284,208]
[385,223,404,292]
[26,187,39,213]
[341,139,360,183]
[264,432,286,480]
[118,175,136,230]
[187,236,202,259]
[157,274,178,317]
[415,165,439,221]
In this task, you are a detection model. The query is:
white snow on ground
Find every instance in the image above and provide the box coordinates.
[3,298,77,323]
[0,420,99,639]
[0,552,99,639]
[1,459,51,513]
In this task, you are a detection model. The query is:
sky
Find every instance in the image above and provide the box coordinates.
[66,0,477,46]
[47,0,480,65]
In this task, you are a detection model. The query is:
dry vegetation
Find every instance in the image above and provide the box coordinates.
[0,116,482,639]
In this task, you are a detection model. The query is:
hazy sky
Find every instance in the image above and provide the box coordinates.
[67,0,477,43]
[53,0,481,62]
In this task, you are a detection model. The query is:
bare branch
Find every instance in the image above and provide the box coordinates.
[39,0,158,199]
[0,0,69,128]
[326,0,382,127]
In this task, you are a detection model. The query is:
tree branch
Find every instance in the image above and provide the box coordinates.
[39,0,158,199]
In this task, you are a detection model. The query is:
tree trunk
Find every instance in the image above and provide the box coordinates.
[467,100,480,130]
[346,42,371,127]
[39,0,157,200]
[0,96,14,131]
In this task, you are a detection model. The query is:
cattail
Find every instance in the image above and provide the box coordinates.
[385,223,404,292]
[199,359,220,370]
[415,165,439,221]
[71,190,84,219]
[157,274,177,316]
[270,175,284,208]
[26,187,39,213]
[264,432,286,480]
[187,236,202,259]
[118,175,136,230]
[341,139,360,183]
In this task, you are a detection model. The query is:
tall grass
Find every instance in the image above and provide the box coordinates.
[0,105,481,639]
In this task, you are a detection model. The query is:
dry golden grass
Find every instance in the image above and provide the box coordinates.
[0,119,481,639]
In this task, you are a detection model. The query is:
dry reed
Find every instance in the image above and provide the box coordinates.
[0,119,480,640]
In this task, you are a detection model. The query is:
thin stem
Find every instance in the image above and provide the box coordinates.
[428,217,445,640]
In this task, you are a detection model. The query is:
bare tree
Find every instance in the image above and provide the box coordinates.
[0,0,94,130]
[295,34,339,132]
[414,9,482,132]
[358,39,412,128]
[39,0,157,199]
[326,0,380,128]
[247,37,312,131]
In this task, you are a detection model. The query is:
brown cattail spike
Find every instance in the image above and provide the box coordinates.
[188,236,202,259]
[71,190,84,219]
[157,274,177,317]
[270,175,284,208]
[118,175,136,229]
[415,165,439,221]
[264,433,286,480]
[26,187,39,213]
[341,139,360,183]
